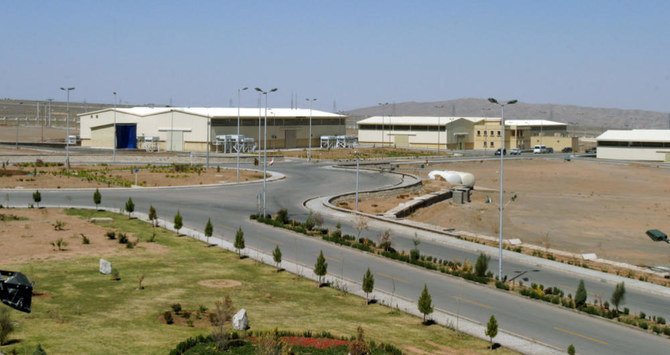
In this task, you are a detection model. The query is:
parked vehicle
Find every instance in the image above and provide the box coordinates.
[585,147,597,154]
[510,148,522,155]
[533,145,547,154]
[546,147,554,153]
[561,147,573,153]
[494,148,507,156]
[646,229,668,243]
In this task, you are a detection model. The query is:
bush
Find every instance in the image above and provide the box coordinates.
[106,230,116,240]
[163,311,174,325]
[118,233,129,244]
[495,281,509,290]
[664,326,670,336]
[639,312,646,320]
[656,316,666,325]
[171,303,182,314]
[639,321,648,330]
[275,208,289,225]
[81,234,90,244]
[652,325,662,334]
[623,307,629,315]
[0,308,14,345]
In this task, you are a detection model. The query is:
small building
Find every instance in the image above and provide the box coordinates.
[79,107,346,152]
[356,116,483,150]
[474,119,571,151]
[596,130,670,161]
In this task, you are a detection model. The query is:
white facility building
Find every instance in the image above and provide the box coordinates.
[79,107,346,152]
[596,130,670,161]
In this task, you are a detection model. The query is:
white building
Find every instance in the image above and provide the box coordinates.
[79,107,346,152]
[597,130,670,161]
[356,116,484,150]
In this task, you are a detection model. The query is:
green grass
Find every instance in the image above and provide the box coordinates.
[3,208,516,354]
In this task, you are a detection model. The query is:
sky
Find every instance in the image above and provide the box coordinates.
[2,0,670,112]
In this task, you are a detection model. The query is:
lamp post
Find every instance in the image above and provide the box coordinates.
[378,102,389,147]
[237,87,248,183]
[60,87,75,168]
[355,150,360,211]
[113,92,117,162]
[434,105,445,154]
[255,87,278,217]
[487,97,517,281]
[306,98,317,161]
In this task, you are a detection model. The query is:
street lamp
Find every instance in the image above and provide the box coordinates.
[306,98,317,161]
[378,102,389,147]
[255,87,278,217]
[354,150,360,211]
[113,92,117,162]
[487,97,517,281]
[237,87,248,183]
[60,87,75,168]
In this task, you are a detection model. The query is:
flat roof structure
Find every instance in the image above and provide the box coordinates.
[596,129,670,161]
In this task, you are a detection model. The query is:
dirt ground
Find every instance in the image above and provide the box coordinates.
[0,125,75,143]
[0,208,165,265]
[354,158,670,267]
[0,163,264,189]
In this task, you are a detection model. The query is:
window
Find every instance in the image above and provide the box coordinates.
[490,131,494,136]
[511,130,515,137]
[483,142,487,147]
[477,130,481,136]
[490,141,495,147]
[497,131,501,137]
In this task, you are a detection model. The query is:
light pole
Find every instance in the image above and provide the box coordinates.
[306,98,317,161]
[355,151,360,211]
[16,102,22,149]
[237,87,248,183]
[255,87,278,217]
[113,92,117,162]
[488,97,517,281]
[378,102,389,147]
[434,105,445,154]
[60,87,75,168]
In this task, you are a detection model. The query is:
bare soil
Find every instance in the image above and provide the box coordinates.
[0,163,264,189]
[0,208,166,265]
[356,158,670,267]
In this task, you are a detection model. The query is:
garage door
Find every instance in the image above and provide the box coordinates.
[166,131,184,151]
[285,130,296,149]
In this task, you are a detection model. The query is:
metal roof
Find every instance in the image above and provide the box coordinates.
[505,119,566,127]
[79,107,345,118]
[597,129,670,142]
[357,116,485,126]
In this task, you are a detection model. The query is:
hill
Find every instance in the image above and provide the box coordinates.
[344,98,670,131]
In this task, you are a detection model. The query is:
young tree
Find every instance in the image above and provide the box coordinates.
[93,188,102,209]
[575,279,588,308]
[475,252,490,278]
[32,190,41,208]
[485,315,498,347]
[272,245,282,270]
[567,344,576,355]
[305,210,316,231]
[234,227,245,258]
[362,268,375,304]
[314,250,328,286]
[410,236,421,262]
[378,229,393,252]
[173,210,183,234]
[355,216,368,239]
[610,282,626,312]
[125,197,135,218]
[148,205,158,227]
[204,218,213,245]
[417,284,433,323]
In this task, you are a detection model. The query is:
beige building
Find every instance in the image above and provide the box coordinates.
[79,107,346,152]
[356,116,483,150]
[474,119,572,151]
[597,130,670,161]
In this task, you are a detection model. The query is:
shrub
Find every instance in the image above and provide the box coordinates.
[51,238,68,251]
[53,220,66,231]
[495,280,509,290]
[118,233,129,244]
[664,326,670,336]
[0,308,14,345]
[81,234,90,244]
[656,316,666,325]
[111,269,121,281]
[652,325,662,334]
[275,208,289,225]
[623,307,629,315]
[106,230,116,240]
[639,321,648,330]
[639,311,646,319]
[171,303,182,314]
[164,311,174,325]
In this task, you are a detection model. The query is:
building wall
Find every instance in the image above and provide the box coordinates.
[597,147,670,161]
[529,135,576,151]
[358,129,447,148]
[473,122,506,149]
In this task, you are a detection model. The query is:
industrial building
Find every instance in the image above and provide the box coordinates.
[596,130,670,161]
[356,116,483,150]
[79,107,346,152]
[357,116,572,151]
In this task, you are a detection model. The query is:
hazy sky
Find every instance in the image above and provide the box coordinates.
[2,0,669,112]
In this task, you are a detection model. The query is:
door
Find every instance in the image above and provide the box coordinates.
[284,130,296,149]
[166,131,184,151]
[394,135,409,148]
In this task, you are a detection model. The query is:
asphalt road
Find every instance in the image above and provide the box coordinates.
[3,159,670,354]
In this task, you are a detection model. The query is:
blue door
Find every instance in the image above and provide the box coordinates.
[116,124,137,149]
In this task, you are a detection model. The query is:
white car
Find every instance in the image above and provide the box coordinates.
[533,145,547,154]
[510,148,522,155]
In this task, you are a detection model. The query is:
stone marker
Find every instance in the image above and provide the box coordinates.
[232,308,248,330]
[99,259,112,274]
[508,239,522,246]
[582,253,598,261]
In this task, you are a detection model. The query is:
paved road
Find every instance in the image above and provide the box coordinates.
[3,159,670,354]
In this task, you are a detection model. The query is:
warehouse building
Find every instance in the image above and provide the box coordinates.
[356,116,483,150]
[596,130,670,161]
[79,107,346,152]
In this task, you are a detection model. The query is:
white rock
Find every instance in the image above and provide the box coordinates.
[99,259,112,274]
[507,238,522,246]
[582,253,598,261]
[232,308,248,330]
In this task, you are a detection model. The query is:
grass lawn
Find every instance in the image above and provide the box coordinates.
[3,209,515,354]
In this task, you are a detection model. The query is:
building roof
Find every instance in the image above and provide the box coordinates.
[357,116,486,126]
[597,129,670,142]
[79,107,345,118]
[505,119,566,127]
